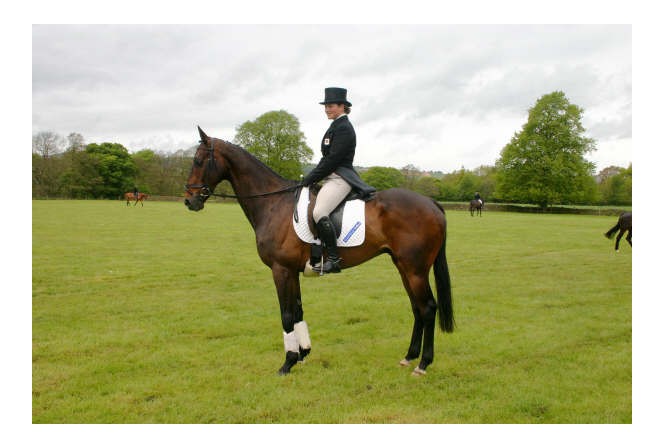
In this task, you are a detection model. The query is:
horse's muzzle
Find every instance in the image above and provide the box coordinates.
[184,195,205,211]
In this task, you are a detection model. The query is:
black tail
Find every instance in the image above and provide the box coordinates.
[432,202,454,333]
[605,222,620,239]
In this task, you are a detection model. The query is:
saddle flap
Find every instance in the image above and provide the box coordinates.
[292,187,366,247]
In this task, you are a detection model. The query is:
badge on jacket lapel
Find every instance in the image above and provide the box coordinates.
[324,138,330,146]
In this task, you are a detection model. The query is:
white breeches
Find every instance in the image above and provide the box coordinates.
[312,173,352,223]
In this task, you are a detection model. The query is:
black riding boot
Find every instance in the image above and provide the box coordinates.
[314,216,342,274]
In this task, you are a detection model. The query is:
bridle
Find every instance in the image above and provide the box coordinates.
[184,138,217,200]
[184,138,302,200]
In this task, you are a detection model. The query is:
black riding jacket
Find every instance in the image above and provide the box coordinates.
[303,115,375,197]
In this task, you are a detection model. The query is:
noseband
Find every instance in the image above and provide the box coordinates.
[184,138,301,200]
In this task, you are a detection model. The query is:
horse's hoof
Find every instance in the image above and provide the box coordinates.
[278,368,290,376]
[399,359,411,367]
[298,347,311,362]
[412,367,427,376]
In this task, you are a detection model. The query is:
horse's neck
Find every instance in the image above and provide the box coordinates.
[222,144,292,229]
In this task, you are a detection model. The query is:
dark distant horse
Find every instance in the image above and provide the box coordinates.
[125,192,148,206]
[605,212,632,251]
[470,199,483,217]
[184,127,453,376]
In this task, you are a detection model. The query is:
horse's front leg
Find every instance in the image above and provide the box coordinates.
[272,264,310,375]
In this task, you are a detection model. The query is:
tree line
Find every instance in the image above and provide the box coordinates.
[32,91,631,206]
[357,163,630,206]
[32,132,196,199]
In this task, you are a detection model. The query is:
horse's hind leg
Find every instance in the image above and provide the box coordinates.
[627,229,632,246]
[395,262,437,375]
[615,229,626,251]
[400,305,424,366]
[417,290,438,374]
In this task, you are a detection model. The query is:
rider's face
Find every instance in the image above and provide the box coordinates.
[324,103,345,120]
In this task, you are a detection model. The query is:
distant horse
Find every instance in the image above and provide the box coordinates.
[605,212,632,251]
[185,127,453,376]
[125,192,148,206]
[470,199,483,217]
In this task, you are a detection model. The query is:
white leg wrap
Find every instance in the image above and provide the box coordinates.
[294,321,312,349]
[283,331,299,353]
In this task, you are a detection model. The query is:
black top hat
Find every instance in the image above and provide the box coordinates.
[319,87,352,107]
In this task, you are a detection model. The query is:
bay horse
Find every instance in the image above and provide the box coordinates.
[184,127,453,376]
[604,212,632,251]
[470,199,483,217]
[125,192,148,206]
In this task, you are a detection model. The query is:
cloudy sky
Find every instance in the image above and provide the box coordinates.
[32,24,631,172]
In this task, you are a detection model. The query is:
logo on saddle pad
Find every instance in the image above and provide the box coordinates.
[293,187,366,247]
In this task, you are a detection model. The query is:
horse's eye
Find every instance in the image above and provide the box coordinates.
[194,157,204,167]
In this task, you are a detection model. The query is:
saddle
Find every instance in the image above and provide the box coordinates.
[292,186,374,247]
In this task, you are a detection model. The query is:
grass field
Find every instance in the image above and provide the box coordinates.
[32,199,631,423]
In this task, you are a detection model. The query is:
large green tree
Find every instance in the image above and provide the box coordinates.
[495,91,597,208]
[84,142,137,198]
[234,110,313,180]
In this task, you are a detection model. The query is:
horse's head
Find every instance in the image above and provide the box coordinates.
[184,126,229,211]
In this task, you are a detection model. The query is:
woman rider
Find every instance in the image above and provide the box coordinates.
[302,87,374,274]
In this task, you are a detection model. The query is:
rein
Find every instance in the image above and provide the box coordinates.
[201,184,302,200]
[184,138,302,200]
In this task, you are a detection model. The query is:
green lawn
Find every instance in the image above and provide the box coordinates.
[32,200,631,423]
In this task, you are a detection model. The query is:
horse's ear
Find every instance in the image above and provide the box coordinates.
[197,125,208,142]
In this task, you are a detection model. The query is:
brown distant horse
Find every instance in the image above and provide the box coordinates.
[469,199,483,217]
[605,212,632,251]
[125,192,148,206]
[185,127,453,376]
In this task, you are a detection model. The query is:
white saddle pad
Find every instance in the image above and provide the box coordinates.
[292,187,366,247]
